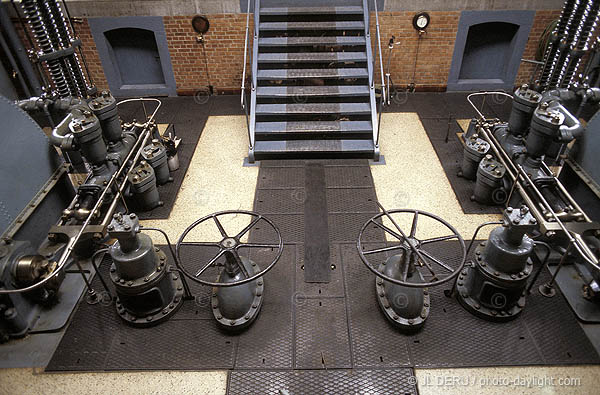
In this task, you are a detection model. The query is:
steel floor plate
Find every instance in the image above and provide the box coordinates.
[227,369,418,395]
[46,159,599,374]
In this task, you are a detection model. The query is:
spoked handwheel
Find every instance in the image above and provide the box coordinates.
[176,210,283,287]
[357,204,466,330]
[175,210,283,330]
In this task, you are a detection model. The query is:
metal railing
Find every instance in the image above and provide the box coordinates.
[363,0,386,151]
[241,0,258,155]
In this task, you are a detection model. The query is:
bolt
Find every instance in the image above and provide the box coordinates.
[124,224,131,231]
[230,320,236,326]
[475,304,481,310]
[130,213,136,219]
[147,316,153,321]
[127,281,133,286]
[144,277,149,282]
[511,274,517,279]
[110,268,116,273]
[494,271,500,276]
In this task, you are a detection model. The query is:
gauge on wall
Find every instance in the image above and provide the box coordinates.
[412,12,430,31]
[191,15,210,34]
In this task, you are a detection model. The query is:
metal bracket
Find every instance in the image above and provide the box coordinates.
[1,163,69,241]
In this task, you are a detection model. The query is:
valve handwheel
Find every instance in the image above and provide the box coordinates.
[176,210,283,287]
[357,204,466,330]
[175,210,283,330]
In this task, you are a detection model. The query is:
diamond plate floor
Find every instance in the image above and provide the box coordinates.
[47,159,599,377]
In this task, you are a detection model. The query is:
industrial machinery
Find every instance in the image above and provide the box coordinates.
[357,204,466,331]
[175,211,283,330]
[456,207,537,321]
[108,212,184,326]
[0,90,171,342]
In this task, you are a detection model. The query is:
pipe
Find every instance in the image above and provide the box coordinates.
[49,111,74,149]
[547,101,584,140]
[0,2,42,96]
[0,24,30,97]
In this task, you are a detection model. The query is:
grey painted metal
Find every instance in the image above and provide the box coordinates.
[248,0,260,160]
[108,213,183,326]
[375,255,430,331]
[258,68,368,80]
[0,3,42,97]
[258,52,367,63]
[576,108,600,186]
[259,36,366,46]
[254,139,374,158]
[256,120,372,133]
[457,207,536,322]
[256,86,370,98]
[88,17,176,97]
[212,255,265,330]
[260,21,365,30]
[256,103,371,115]
[128,161,162,211]
[447,10,534,91]
[0,96,61,236]
[142,140,172,185]
[259,6,364,15]
[0,61,17,100]
[362,0,381,155]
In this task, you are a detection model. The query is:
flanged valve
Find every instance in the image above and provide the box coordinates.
[357,204,466,331]
[456,206,536,322]
[108,212,184,326]
[176,210,283,330]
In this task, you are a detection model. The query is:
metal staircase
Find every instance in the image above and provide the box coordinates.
[242,0,384,162]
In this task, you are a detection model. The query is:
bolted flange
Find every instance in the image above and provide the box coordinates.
[375,262,430,331]
[211,256,264,331]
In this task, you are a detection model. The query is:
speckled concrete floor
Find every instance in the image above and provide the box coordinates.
[1,113,598,395]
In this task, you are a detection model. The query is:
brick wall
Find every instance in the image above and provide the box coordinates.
[371,11,460,91]
[14,10,562,95]
[76,20,109,90]
[163,14,251,95]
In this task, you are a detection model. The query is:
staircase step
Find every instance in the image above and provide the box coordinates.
[259,36,365,47]
[258,68,368,80]
[260,6,364,16]
[258,52,367,63]
[254,139,374,160]
[256,120,372,140]
[259,21,364,31]
[256,103,371,115]
[256,85,370,98]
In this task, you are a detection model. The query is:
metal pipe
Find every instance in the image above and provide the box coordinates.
[0,98,161,295]
[0,3,42,96]
[48,111,74,149]
[0,25,31,97]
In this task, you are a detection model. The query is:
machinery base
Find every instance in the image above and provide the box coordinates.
[211,262,264,331]
[456,264,526,322]
[115,270,185,327]
[375,263,430,331]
